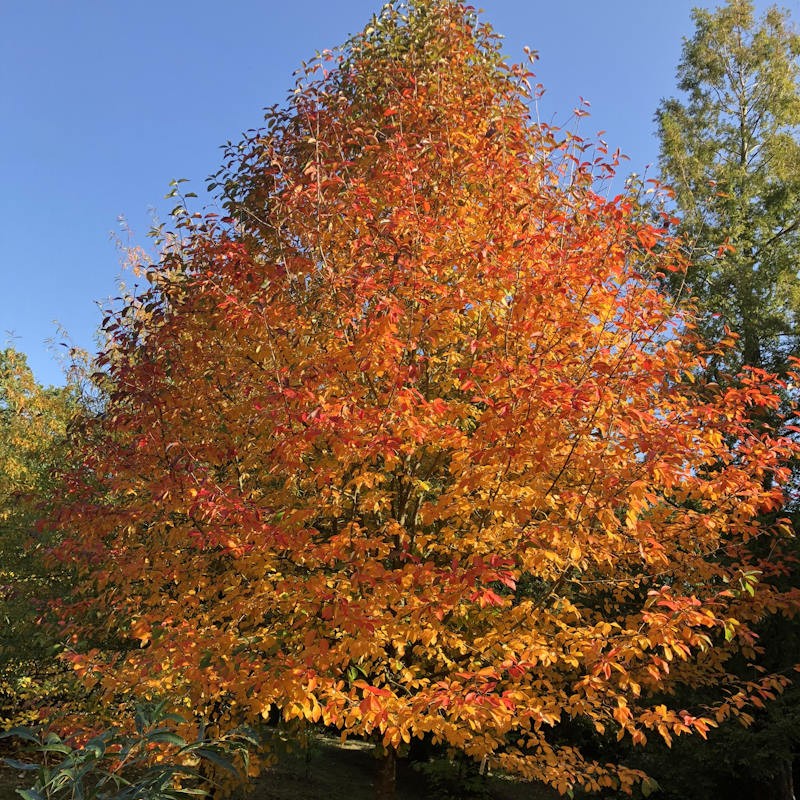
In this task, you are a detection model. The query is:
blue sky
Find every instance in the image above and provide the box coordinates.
[2,0,798,386]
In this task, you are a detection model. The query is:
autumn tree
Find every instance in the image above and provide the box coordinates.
[54,2,798,797]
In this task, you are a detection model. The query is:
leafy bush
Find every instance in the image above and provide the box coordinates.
[0,702,257,800]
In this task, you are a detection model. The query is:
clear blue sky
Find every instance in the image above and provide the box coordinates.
[2,1,797,386]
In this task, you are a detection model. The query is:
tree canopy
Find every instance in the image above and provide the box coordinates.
[52,1,798,796]
[657,0,800,373]
[0,348,75,728]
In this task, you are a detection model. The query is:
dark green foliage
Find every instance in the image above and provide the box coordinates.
[652,4,800,798]
[657,0,800,372]
[0,701,257,800]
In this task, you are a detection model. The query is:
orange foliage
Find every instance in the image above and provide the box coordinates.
[54,2,798,794]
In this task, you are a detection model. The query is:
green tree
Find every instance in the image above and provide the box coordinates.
[657,0,800,373]
[652,4,800,798]
[0,349,76,729]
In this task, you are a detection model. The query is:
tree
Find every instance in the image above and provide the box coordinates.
[0,348,76,730]
[657,0,800,374]
[54,2,798,797]
[654,3,800,798]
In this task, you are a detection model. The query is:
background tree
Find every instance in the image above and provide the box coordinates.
[0,348,76,730]
[657,0,800,374]
[650,3,800,798]
[53,2,798,798]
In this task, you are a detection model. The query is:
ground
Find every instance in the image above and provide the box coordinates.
[1,734,559,800]
[245,735,559,800]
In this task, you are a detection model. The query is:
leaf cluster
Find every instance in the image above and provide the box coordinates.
[1,701,258,800]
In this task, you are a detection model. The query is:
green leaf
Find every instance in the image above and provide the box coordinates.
[642,776,660,797]
[134,705,149,734]
[38,741,71,755]
[0,727,41,743]
[16,790,45,800]
[161,712,188,726]
[147,731,187,747]
[231,726,260,747]
[194,747,239,776]
[2,758,38,771]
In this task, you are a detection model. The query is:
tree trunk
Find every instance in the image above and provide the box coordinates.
[756,759,796,800]
[374,748,397,800]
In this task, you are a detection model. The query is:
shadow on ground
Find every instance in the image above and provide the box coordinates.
[247,736,559,800]
[0,735,559,800]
